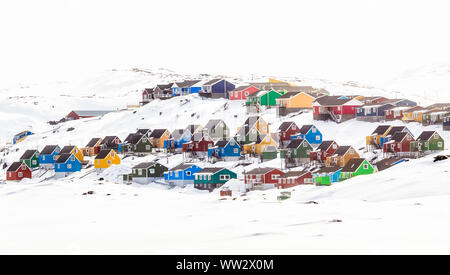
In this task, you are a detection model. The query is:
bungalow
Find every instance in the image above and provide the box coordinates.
[340,158,375,181]
[164,163,202,186]
[261,145,278,162]
[366,125,392,149]
[229,85,260,100]
[325,145,360,167]
[182,133,214,158]
[242,134,278,156]
[422,110,450,126]
[277,121,300,147]
[276,91,318,116]
[65,110,113,120]
[276,170,313,189]
[402,106,428,123]
[290,125,323,147]
[382,131,415,157]
[6,162,32,181]
[410,131,445,154]
[171,80,201,96]
[313,96,363,123]
[310,140,339,164]
[444,115,450,131]
[235,116,269,145]
[374,157,408,172]
[141,88,155,105]
[100,136,122,151]
[194,167,237,191]
[94,149,121,169]
[163,128,192,152]
[120,133,153,154]
[246,90,283,108]
[312,166,342,186]
[362,96,389,104]
[208,137,241,161]
[123,162,168,184]
[243,167,284,191]
[356,102,395,122]
[149,129,171,149]
[280,138,313,167]
[13,131,34,144]
[81,138,102,156]
[20,149,40,169]
[201,79,235,99]
[39,145,61,167]
[153,83,175,99]
[385,106,411,121]
[201,119,229,140]
[54,153,82,175]
[60,145,84,162]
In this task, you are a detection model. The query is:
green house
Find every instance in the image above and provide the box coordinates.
[20,149,39,169]
[339,158,375,181]
[194,167,237,191]
[280,138,313,167]
[246,90,283,106]
[410,131,444,153]
[121,133,153,154]
[123,162,168,184]
[261,145,278,161]
[312,166,342,186]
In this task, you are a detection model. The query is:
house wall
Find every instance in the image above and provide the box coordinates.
[276,172,313,189]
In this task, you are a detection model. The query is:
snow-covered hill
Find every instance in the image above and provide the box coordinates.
[0,67,449,254]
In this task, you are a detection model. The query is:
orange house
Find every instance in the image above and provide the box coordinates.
[326,145,360,167]
[276,92,317,109]
[149,129,171,148]
[94,149,121,169]
[82,138,102,156]
[242,134,278,155]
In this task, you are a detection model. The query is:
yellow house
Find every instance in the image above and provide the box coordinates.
[60,145,84,162]
[402,106,424,122]
[94,149,121,169]
[365,125,392,147]
[276,92,317,109]
[81,138,102,157]
[243,134,278,155]
[149,129,171,148]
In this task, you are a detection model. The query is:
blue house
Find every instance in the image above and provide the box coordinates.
[290,125,322,146]
[54,153,82,175]
[164,163,202,186]
[312,166,342,186]
[356,102,395,122]
[13,131,34,144]
[164,129,192,151]
[208,137,241,160]
[39,145,61,166]
[172,80,202,96]
[201,79,235,99]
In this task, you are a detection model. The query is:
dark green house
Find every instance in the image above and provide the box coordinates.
[280,138,313,167]
[339,158,375,181]
[20,149,40,169]
[120,133,153,154]
[410,131,445,153]
[194,167,237,191]
[123,162,168,184]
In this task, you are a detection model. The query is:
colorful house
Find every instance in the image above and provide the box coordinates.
[422,110,450,126]
[362,96,389,104]
[313,96,363,123]
[19,149,40,169]
[228,85,259,100]
[100,136,122,151]
[277,121,300,147]
[261,145,278,162]
[310,140,339,163]
[60,145,84,162]
[193,167,237,191]
[276,170,313,189]
[242,134,278,155]
[382,131,415,156]
[410,131,445,154]
[94,149,121,169]
[81,138,102,156]
[141,88,154,105]
[401,106,427,122]
[235,116,269,145]
[325,145,360,167]
[339,158,375,181]
[136,128,152,137]
[208,137,241,161]
[171,80,201,96]
[444,115,450,131]
[54,153,82,175]
[276,91,319,116]
[201,79,235,99]
[6,162,32,181]
[280,138,313,167]
[65,110,113,120]
[13,131,34,144]
[120,133,153,154]
[149,129,171,149]
[366,125,392,149]
[312,166,342,186]
[164,163,202,186]
[152,83,175,100]
[202,119,229,140]
[244,167,284,191]
[246,90,283,107]
[163,129,192,152]
[39,145,61,167]
[182,133,214,157]
[123,162,168,184]
[385,106,412,121]
[185,125,202,135]
[290,125,323,146]
[356,102,395,122]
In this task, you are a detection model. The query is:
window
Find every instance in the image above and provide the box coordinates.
[332,144,337,149]
[107,160,111,165]
[312,128,316,133]
[316,136,320,141]
[363,164,368,169]
[186,171,191,176]
[146,145,151,150]
[71,156,75,161]
[42,156,46,160]
[142,138,147,143]
[67,164,72,169]
[234,148,239,154]
[438,142,443,148]
[292,125,296,130]
[138,169,143,175]
[303,143,307,147]
[230,140,235,146]
[53,155,57,160]
[434,134,438,139]
[271,174,280,180]
[220,175,230,180]
[18,172,23,177]
[32,160,37,165]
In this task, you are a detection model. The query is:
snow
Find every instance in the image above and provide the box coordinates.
[1,68,450,254]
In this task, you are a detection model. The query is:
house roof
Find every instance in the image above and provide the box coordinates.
[136,129,151,135]
[244,167,278,175]
[156,83,174,90]
[7,162,27,172]
[185,124,201,133]
[177,80,201,88]
[71,110,113,117]
[132,162,158,169]
[55,153,74,163]
[86,138,101,147]
[171,129,186,140]
[124,133,143,145]
[341,158,367,172]
[214,139,229,148]
[41,145,59,155]
[278,170,309,179]
[203,78,222,85]
[298,125,314,135]
[231,85,256,92]
[313,166,342,174]
[196,167,225,174]
[374,157,406,171]
[169,163,197,171]
[278,122,294,132]
[60,146,76,154]
[101,136,119,146]
[286,138,306,149]
[143,88,154,93]
[416,131,437,141]
[333,146,352,156]
[314,96,353,106]
[390,132,409,143]
[95,149,113,159]
[277,91,318,99]
[20,149,38,160]
[204,119,222,131]
[386,126,407,136]
[371,125,391,135]
[317,140,336,151]
[426,103,450,109]
[149,129,168,138]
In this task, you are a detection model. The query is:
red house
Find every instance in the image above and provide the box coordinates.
[182,133,214,157]
[228,85,259,100]
[277,121,300,146]
[6,162,32,181]
[310,140,339,163]
[384,106,411,121]
[244,167,284,190]
[66,110,113,120]
[313,96,363,123]
[383,131,415,155]
[277,170,313,189]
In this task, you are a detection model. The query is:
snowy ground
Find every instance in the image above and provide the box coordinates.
[1,68,450,254]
